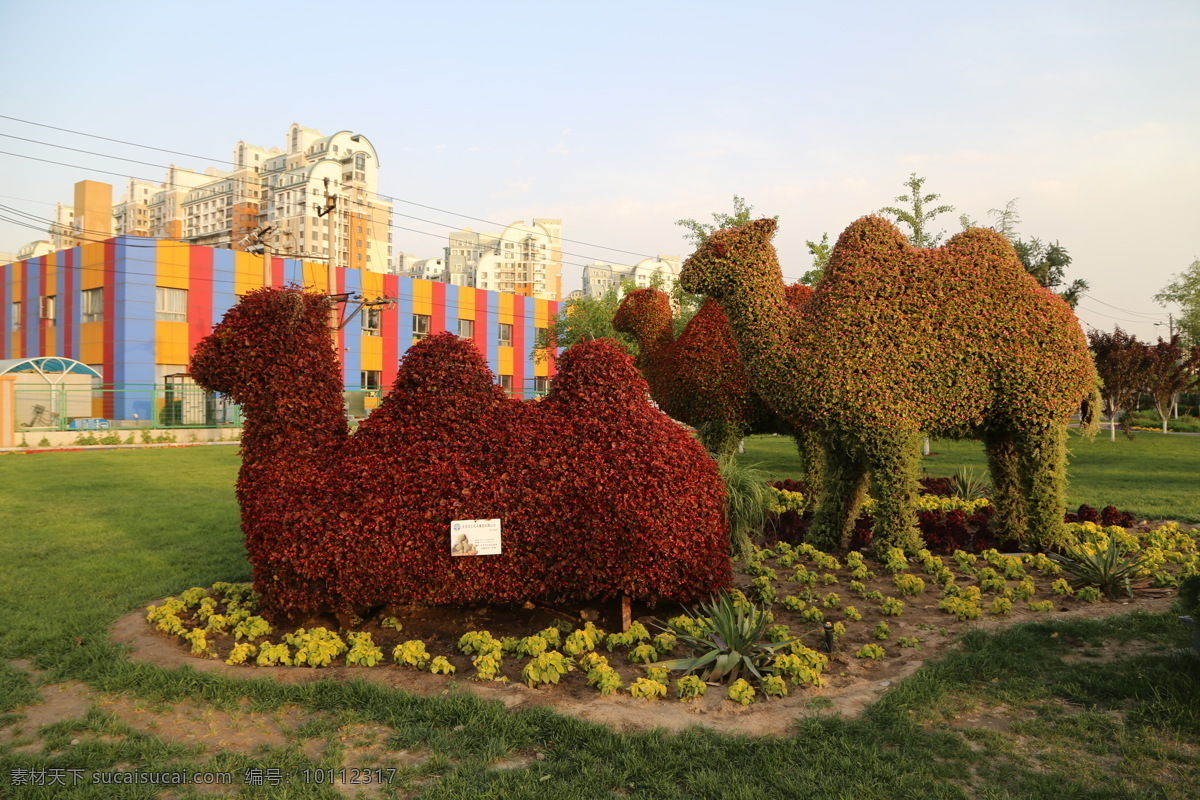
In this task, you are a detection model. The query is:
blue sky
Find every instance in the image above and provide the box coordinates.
[1,0,1196,340]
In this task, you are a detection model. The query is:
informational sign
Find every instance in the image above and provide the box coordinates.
[450,519,502,557]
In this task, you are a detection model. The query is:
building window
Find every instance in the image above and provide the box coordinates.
[362,306,381,336]
[156,287,187,322]
[10,301,19,332]
[413,314,431,341]
[82,288,103,323]
[40,296,56,324]
[458,318,475,340]
[533,376,549,395]
[498,322,513,347]
[361,370,381,391]
[498,374,513,397]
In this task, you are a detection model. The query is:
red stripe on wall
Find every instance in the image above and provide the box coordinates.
[512,295,525,398]
[382,274,399,390]
[62,248,75,360]
[16,259,28,359]
[37,257,48,355]
[271,256,284,288]
[431,281,447,335]
[102,241,116,418]
[546,300,558,377]
[188,245,214,358]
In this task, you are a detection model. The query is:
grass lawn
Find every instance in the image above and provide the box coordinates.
[1,446,1198,799]
[740,429,1200,523]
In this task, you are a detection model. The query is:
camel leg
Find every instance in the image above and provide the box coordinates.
[792,428,824,500]
[1017,422,1069,552]
[984,433,1026,544]
[807,435,869,553]
[699,419,745,459]
[866,428,923,557]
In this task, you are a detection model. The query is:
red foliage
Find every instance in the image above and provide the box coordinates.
[191,288,731,620]
[613,287,810,451]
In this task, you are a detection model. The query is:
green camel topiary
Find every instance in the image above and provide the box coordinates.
[679,216,1100,556]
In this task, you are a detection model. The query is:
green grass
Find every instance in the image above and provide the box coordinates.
[1,447,1198,798]
[741,429,1200,522]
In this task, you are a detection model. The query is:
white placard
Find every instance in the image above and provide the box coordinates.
[450,518,502,557]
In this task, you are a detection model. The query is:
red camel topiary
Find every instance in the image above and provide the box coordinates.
[679,217,1100,556]
[191,287,731,621]
[612,287,821,485]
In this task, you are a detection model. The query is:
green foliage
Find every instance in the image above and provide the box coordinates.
[676,195,772,248]
[879,597,905,616]
[1155,257,1200,346]
[586,663,622,695]
[950,466,990,500]
[892,574,925,596]
[628,677,668,700]
[392,639,431,669]
[522,651,574,687]
[532,281,639,359]
[650,591,792,684]
[855,643,887,661]
[801,233,832,286]
[429,655,456,675]
[345,631,383,667]
[283,627,346,668]
[675,674,707,701]
[726,678,756,705]
[989,597,1014,616]
[1011,235,1087,309]
[872,621,890,640]
[878,173,955,248]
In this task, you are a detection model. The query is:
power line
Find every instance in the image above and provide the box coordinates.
[0,119,658,259]
[1079,293,1169,320]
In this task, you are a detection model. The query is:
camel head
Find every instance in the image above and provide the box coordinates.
[191,287,337,405]
[612,287,673,346]
[679,218,780,300]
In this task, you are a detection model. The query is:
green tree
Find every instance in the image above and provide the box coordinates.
[800,233,832,286]
[1154,257,1200,347]
[676,195,773,249]
[532,281,639,361]
[878,173,955,248]
[988,198,1087,309]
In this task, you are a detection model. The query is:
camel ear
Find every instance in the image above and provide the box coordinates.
[753,217,778,239]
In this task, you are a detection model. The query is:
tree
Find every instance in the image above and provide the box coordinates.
[676,195,774,249]
[1087,327,1150,441]
[532,281,639,361]
[988,199,1087,309]
[800,233,832,286]
[878,173,955,248]
[1154,257,1200,347]
[1142,336,1200,433]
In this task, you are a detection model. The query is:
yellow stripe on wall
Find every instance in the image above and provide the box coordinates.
[498,292,514,325]
[80,323,104,364]
[156,241,190,289]
[156,321,189,365]
[413,278,432,316]
[360,335,383,371]
[498,346,513,377]
[80,242,106,290]
[457,287,475,320]
[360,270,383,300]
[234,251,261,296]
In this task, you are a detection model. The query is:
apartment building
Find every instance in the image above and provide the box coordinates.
[432,219,562,301]
[581,255,681,298]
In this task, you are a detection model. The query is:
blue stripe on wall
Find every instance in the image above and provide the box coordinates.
[444,284,459,336]
[342,268,362,388]
[486,291,499,376]
[212,249,237,323]
[397,277,414,362]
[113,237,156,420]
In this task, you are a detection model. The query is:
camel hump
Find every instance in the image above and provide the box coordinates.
[544,338,650,406]
[390,332,507,400]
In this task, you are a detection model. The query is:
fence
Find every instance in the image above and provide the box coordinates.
[13,379,552,433]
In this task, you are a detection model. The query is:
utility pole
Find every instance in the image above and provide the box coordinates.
[317,178,338,329]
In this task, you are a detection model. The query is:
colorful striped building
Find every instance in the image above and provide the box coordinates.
[1,237,558,422]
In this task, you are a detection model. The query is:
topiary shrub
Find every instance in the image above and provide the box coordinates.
[679,216,1099,556]
[191,287,731,620]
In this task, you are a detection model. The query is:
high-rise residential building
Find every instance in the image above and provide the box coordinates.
[29,124,394,273]
[426,219,562,301]
[581,256,681,298]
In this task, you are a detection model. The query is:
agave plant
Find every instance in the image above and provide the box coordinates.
[1048,535,1151,599]
[650,592,794,684]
